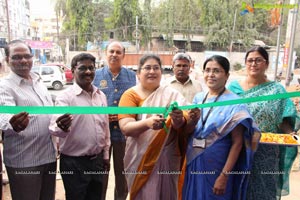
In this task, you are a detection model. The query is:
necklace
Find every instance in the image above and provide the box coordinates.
[112,73,119,78]
[200,87,226,138]
[112,73,120,81]
[109,68,121,80]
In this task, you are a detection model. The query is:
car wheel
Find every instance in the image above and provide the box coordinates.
[52,81,63,90]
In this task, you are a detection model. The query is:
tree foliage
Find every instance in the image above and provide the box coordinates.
[140,0,152,50]
[63,0,94,49]
[54,0,113,50]
[148,0,201,49]
[105,0,141,41]
[54,0,285,51]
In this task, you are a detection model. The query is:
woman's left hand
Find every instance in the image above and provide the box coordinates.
[213,174,228,195]
[169,109,185,129]
[188,108,200,125]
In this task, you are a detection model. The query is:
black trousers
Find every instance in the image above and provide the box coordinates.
[60,153,106,200]
[101,141,128,200]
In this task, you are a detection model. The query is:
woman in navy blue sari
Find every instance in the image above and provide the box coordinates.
[183,55,260,200]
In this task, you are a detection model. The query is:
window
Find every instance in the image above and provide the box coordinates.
[41,67,54,75]
[31,67,39,74]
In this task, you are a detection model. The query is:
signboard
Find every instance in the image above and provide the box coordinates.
[25,40,53,49]
[283,44,289,68]
[132,30,142,40]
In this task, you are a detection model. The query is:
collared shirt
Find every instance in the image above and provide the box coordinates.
[189,68,202,81]
[93,66,136,142]
[0,72,56,168]
[167,76,203,103]
[49,83,110,159]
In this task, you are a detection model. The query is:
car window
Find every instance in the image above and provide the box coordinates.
[41,67,54,75]
[31,66,39,74]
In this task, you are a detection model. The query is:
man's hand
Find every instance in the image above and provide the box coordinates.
[9,112,29,132]
[56,114,73,132]
[103,159,110,172]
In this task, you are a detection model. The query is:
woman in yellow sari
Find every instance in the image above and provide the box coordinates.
[119,54,198,200]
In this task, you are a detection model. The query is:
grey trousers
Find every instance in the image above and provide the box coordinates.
[6,162,57,200]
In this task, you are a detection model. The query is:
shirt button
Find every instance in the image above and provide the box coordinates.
[114,125,118,129]
[114,89,118,92]
[113,100,118,104]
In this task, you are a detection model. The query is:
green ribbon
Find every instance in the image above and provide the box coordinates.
[162,101,179,132]
[0,92,300,115]
[163,102,179,118]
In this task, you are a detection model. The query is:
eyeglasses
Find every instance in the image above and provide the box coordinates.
[141,65,161,72]
[246,58,266,65]
[10,54,33,61]
[203,68,224,75]
[77,66,96,72]
[174,64,189,68]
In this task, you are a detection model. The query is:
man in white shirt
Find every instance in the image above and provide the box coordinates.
[167,53,203,103]
[0,40,56,200]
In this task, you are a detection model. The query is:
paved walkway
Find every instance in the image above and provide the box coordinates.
[282,170,300,200]
[2,159,117,200]
[2,163,300,200]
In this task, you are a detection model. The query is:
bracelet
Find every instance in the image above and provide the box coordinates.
[221,171,229,177]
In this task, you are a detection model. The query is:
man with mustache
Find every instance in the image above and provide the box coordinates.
[0,40,56,200]
[93,41,136,200]
[50,53,110,200]
[167,53,202,103]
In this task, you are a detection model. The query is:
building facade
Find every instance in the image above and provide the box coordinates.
[0,0,31,41]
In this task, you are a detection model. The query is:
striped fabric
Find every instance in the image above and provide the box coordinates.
[0,72,56,168]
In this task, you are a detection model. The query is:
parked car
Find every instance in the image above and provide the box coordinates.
[43,63,73,84]
[31,65,66,90]
[63,66,73,84]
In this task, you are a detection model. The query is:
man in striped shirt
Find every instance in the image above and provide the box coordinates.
[0,40,57,200]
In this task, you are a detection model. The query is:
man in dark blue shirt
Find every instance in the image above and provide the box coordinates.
[93,41,136,200]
